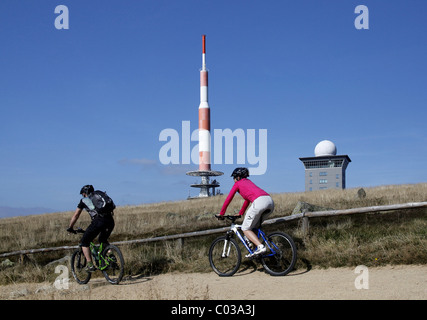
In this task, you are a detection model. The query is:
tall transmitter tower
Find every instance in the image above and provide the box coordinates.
[186,35,223,198]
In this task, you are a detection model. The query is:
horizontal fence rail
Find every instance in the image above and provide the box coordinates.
[303,202,427,218]
[1,201,426,259]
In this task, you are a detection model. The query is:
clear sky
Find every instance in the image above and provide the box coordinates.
[0,0,426,217]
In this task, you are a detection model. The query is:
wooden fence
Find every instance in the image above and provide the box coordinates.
[1,201,426,259]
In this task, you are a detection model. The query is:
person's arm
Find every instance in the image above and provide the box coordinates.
[219,183,239,215]
[68,207,83,229]
[238,200,250,215]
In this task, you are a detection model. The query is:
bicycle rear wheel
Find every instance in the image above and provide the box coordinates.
[70,249,91,284]
[101,244,125,284]
[261,232,297,276]
[209,236,241,277]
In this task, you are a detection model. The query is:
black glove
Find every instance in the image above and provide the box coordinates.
[66,227,76,234]
[215,214,224,220]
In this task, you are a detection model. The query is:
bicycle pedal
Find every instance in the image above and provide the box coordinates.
[247,255,262,262]
[245,252,259,259]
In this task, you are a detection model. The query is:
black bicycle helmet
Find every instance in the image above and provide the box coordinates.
[231,167,249,179]
[80,185,94,195]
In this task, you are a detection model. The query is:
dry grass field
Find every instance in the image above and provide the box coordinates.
[0,183,426,285]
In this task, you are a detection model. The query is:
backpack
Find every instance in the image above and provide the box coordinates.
[90,190,116,215]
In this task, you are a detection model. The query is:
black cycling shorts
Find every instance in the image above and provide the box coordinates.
[80,214,115,247]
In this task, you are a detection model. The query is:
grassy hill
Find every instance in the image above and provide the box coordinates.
[0,183,426,285]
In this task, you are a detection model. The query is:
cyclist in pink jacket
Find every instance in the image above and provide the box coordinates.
[218,167,274,257]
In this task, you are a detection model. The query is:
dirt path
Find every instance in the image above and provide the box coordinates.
[1,265,426,300]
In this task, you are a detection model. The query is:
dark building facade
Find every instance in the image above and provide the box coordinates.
[299,155,351,191]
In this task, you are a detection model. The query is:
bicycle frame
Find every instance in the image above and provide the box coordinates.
[226,221,278,258]
[210,215,297,277]
[89,242,112,271]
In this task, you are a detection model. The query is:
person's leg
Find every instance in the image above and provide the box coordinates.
[242,197,265,247]
[98,215,115,246]
[242,196,274,255]
[80,217,103,268]
[243,230,261,247]
[257,196,274,227]
[82,246,92,262]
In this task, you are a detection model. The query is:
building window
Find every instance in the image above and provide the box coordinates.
[309,180,312,184]
[319,179,328,184]
[336,174,340,179]
[302,159,344,169]
[336,182,340,187]
[319,172,327,176]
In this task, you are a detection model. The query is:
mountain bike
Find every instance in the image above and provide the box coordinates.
[68,228,125,285]
[209,215,297,277]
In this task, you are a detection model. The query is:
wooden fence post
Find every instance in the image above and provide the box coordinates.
[301,211,310,238]
[175,238,184,251]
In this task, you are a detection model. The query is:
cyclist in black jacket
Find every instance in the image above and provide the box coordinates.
[67,185,115,272]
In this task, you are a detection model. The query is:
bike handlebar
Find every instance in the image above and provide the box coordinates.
[215,215,241,222]
[67,227,85,234]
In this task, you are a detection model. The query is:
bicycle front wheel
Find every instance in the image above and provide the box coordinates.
[101,244,125,284]
[261,232,297,276]
[209,236,241,277]
[70,249,91,284]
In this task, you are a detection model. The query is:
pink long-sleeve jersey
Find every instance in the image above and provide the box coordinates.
[219,178,269,216]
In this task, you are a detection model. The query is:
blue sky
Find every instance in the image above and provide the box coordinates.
[0,0,426,217]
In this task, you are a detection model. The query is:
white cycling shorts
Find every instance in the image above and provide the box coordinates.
[241,196,274,231]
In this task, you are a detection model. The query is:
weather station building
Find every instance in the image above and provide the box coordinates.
[299,140,351,191]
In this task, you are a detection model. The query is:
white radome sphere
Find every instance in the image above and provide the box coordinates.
[314,140,337,157]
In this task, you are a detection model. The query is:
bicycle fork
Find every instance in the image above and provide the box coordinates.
[221,231,234,258]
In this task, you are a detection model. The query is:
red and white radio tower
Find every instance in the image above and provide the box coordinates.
[187,35,223,198]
